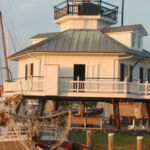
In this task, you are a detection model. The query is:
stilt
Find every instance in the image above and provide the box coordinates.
[40,100,46,116]
[54,101,59,111]
[114,100,120,130]
[146,102,150,119]
[80,101,85,117]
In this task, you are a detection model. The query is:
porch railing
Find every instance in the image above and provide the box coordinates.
[59,77,150,95]
[3,76,44,93]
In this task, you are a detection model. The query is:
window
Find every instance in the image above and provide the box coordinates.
[25,65,28,80]
[25,63,34,80]
[124,64,129,78]
[132,34,136,48]
[138,35,141,49]
[120,63,132,81]
[140,67,150,83]
[143,68,148,81]
[31,63,34,76]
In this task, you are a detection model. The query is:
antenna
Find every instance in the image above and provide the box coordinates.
[121,0,124,26]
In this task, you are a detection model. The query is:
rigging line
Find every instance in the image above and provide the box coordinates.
[2,20,20,52]
[7,0,16,50]
[9,31,17,52]
[2,16,23,50]
[2,17,22,51]
[0,38,3,85]
[0,2,24,48]
[3,17,22,49]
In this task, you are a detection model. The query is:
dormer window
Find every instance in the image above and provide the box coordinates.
[132,33,136,48]
[138,35,141,49]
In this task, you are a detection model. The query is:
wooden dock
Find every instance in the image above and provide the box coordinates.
[0,141,26,150]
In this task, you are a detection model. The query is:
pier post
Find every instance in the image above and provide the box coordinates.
[108,133,114,150]
[114,100,120,130]
[81,101,85,117]
[137,136,143,150]
[79,101,85,117]
[87,130,92,150]
[40,99,46,116]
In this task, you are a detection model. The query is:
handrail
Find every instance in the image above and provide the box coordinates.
[59,77,141,81]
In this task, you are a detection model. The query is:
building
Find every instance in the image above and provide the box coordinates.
[2,0,150,128]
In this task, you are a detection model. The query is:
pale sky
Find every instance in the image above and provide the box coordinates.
[0,0,150,81]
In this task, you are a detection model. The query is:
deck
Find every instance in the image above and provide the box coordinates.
[2,76,150,100]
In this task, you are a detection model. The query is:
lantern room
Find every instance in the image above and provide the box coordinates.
[54,0,119,31]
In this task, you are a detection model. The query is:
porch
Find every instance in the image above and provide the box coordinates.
[2,76,150,100]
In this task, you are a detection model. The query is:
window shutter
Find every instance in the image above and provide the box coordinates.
[140,67,143,83]
[148,69,150,83]
[25,65,28,80]
[120,63,124,81]
[129,65,133,82]
[30,63,34,76]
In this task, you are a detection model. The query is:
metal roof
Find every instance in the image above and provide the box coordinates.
[102,24,148,35]
[33,29,130,52]
[9,29,150,59]
[30,32,59,39]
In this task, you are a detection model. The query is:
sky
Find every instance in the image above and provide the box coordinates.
[0,0,150,81]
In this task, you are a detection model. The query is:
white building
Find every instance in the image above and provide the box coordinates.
[2,1,150,113]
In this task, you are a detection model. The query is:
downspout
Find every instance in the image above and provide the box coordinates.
[113,55,133,81]
[28,53,42,77]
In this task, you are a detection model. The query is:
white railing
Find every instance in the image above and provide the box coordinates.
[59,77,150,95]
[3,77,44,93]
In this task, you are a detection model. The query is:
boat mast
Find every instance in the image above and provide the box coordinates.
[0,11,10,81]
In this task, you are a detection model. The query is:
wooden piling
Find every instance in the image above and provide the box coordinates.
[114,101,120,130]
[81,101,85,117]
[137,136,143,150]
[87,130,92,150]
[108,133,114,150]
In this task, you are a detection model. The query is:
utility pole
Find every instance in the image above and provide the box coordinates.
[0,11,10,81]
[121,0,124,26]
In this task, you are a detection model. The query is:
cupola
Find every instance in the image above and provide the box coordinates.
[54,0,118,31]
